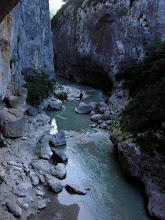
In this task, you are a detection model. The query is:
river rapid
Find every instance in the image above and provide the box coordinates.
[47,77,150,220]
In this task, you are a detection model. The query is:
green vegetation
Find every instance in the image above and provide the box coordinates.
[117,39,165,133]
[25,69,55,107]
[54,91,68,101]
[116,39,165,155]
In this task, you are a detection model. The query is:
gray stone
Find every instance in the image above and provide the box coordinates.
[31,159,51,175]
[26,105,38,116]
[106,120,113,126]
[47,99,62,110]
[36,189,46,198]
[99,122,108,129]
[65,184,87,195]
[37,134,53,160]
[6,201,22,217]
[90,111,95,116]
[74,102,91,114]
[98,120,103,125]
[51,163,67,180]
[49,131,66,147]
[46,174,62,193]
[0,107,25,138]
[99,107,107,114]
[102,110,111,120]
[89,102,98,111]
[98,102,108,109]
[29,171,39,186]
[90,124,98,128]
[38,199,49,210]
[13,182,32,197]
[8,87,28,111]
[51,150,68,163]
[91,114,102,122]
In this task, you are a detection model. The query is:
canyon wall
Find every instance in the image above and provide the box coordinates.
[0,0,54,101]
[52,0,165,91]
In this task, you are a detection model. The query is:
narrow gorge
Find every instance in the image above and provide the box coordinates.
[0,0,165,219]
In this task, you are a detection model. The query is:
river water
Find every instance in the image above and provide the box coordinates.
[47,77,150,220]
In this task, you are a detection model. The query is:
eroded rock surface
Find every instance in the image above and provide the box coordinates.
[52,0,165,91]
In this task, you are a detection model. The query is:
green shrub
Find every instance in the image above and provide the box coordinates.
[25,70,55,107]
[54,92,68,101]
[117,39,165,133]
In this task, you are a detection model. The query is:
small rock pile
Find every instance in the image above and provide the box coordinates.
[74,101,118,130]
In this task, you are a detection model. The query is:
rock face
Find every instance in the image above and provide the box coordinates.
[0,0,54,101]
[110,130,165,220]
[52,0,165,91]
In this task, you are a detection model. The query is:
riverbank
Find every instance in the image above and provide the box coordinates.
[0,112,79,219]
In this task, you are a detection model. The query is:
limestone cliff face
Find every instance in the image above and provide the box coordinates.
[52,0,165,90]
[0,0,54,101]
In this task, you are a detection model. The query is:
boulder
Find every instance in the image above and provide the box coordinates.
[89,102,98,111]
[90,111,95,116]
[102,110,111,120]
[74,102,91,114]
[46,174,62,193]
[47,99,62,110]
[26,105,38,116]
[31,159,51,175]
[99,122,108,129]
[51,150,68,163]
[91,114,102,122]
[49,131,66,147]
[106,120,113,125]
[8,87,28,111]
[29,171,39,186]
[6,201,22,217]
[99,107,107,114]
[0,107,25,138]
[51,163,67,180]
[98,102,108,109]
[65,184,87,195]
[37,134,53,160]
[90,124,98,128]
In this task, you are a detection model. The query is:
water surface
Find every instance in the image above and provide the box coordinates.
[47,77,150,220]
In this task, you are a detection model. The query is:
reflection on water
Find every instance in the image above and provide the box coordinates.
[50,118,58,135]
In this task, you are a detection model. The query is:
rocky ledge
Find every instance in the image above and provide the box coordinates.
[0,111,80,219]
[110,128,165,220]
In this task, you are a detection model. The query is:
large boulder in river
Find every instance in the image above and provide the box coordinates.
[91,114,102,122]
[74,102,91,114]
[47,99,62,110]
[0,107,25,137]
[65,184,87,195]
[49,131,66,147]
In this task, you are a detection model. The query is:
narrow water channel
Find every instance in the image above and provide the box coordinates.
[47,77,150,220]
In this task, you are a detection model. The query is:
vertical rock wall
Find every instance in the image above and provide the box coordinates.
[0,0,55,101]
[52,0,165,91]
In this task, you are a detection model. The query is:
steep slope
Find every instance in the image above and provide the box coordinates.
[0,0,54,101]
[52,0,165,91]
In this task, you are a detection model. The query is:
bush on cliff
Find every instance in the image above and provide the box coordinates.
[25,70,54,107]
[117,39,165,133]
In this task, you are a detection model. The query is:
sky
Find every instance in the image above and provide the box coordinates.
[49,0,64,13]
